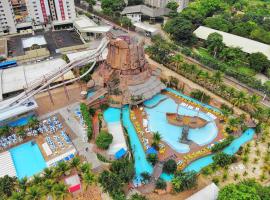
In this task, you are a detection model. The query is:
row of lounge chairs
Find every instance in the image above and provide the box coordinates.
[0,134,23,149]
[180,102,200,111]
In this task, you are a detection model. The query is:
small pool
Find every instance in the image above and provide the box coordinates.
[104,107,121,123]
[7,115,34,127]
[9,141,47,179]
[184,128,255,172]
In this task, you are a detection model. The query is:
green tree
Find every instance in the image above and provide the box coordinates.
[26,186,42,200]
[147,154,158,166]
[52,183,68,200]
[213,152,234,167]
[166,1,179,11]
[83,172,96,190]
[211,71,223,85]
[42,179,55,196]
[152,132,162,148]
[9,191,25,200]
[170,54,183,71]
[70,156,81,169]
[249,52,270,73]
[85,0,96,10]
[164,17,194,44]
[80,163,91,174]
[55,161,70,177]
[101,0,125,16]
[232,91,247,107]
[0,175,17,198]
[140,172,151,184]
[155,178,167,190]
[95,131,113,150]
[205,33,224,58]
[172,171,197,193]
[110,158,134,183]
[129,193,148,200]
[163,159,177,174]
[204,16,232,32]
[120,16,132,27]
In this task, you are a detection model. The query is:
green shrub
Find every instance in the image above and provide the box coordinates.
[213,152,235,167]
[96,131,113,150]
[155,178,167,190]
[147,154,158,166]
[163,159,177,174]
[80,103,93,140]
[211,135,234,152]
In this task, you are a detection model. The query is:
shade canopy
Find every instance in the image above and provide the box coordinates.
[114,148,127,159]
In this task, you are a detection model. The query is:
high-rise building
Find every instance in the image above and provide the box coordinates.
[0,0,17,34]
[0,0,76,34]
[144,0,189,12]
[26,0,76,24]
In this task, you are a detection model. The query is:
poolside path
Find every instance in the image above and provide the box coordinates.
[38,103,102,170]
[146,55,247,116]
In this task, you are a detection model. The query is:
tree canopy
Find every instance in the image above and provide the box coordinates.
[172,170,197,193]
[95,131,113,150]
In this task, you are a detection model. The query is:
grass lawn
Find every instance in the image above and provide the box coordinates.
[234,66,256,76]
[264,81,270,90]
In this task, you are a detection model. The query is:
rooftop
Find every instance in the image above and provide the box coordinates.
[0,38,8,58]
[121,5,171,17]
[194,26,270,60]
[186,183,219,200]
[21,35,47,49]
[0,58,74,95]
[74,15,112,33]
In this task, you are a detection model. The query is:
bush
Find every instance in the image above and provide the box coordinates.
[172,171,197,193]
[163,159,177,174]
[155,178,167,190]
[211,135,234,152]
[190,90,211,104]
[213,152,235,167]
[95,131,113,150]
[147,154,158,166]
[80,103,93,140]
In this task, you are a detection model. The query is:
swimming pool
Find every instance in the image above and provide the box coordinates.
[184,128,255,172]
[104,107,121,123]
[145,97,218,153]
[7,115,34,127]
[144,94,167,107]
[9,141,47,179]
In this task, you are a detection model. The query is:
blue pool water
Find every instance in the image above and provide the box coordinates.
[184,128,255,172]
[104,107,121,123]
[145,97,218,153]
[166,88,221,113]
[9,141,47,179]
[144,94,167,107]
[7,115,33,127]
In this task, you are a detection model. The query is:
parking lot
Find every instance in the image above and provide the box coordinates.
[8,30,83,57]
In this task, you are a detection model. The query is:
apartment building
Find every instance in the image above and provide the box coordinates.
[26,0,76,24]
[0,0,17,34]
[144,0,189,11]
[0,0,76,34]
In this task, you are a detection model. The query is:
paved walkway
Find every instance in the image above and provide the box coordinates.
[38,103,102,170]
[146,55,246,115]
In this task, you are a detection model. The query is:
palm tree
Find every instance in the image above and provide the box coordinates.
[10,191,25,200]
[70,157,81,169]
[43,167,54,179]
[18,177,28,192]
[80,163,91,174]
[32,174,43,185]
[52,183,68,200]
[28,117,39,129]
[42,179,55,196]
[55,162,70,177]
[83,172,96,190]
[170,54,183,71]
[247,94,261,112]
[152,132,162,148]
[211,71,223,85]
[26,186,42,200]
[232,91,247,107]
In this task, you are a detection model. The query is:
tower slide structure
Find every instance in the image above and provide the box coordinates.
[0,38,109,112]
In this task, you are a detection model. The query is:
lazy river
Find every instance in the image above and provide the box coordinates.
[103,89,255,184]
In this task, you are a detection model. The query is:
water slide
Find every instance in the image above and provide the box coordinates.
[0,38,109,111]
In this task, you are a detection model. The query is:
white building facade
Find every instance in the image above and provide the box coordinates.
[0,0,17,34]
[144,0,189,12]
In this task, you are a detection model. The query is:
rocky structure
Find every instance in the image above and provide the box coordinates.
[88,35,165,107]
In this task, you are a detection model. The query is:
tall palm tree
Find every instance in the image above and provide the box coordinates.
[18,177,28,192]
[43,167,54,179]
[83,172,96,190]
[10,191,25,200]
[170,54,183,71]
[232,91,247,107]
[55,162,70,177]
[26,186,42,200]
[52,183,68,200]
[211,71,223,85]
[247,94,261,112]
[70,157,81,170]
[80,163,91,174]
[42,179,55,196]
[152,132,162,147]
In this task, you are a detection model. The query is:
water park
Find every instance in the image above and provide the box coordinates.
[0,33,267,200]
